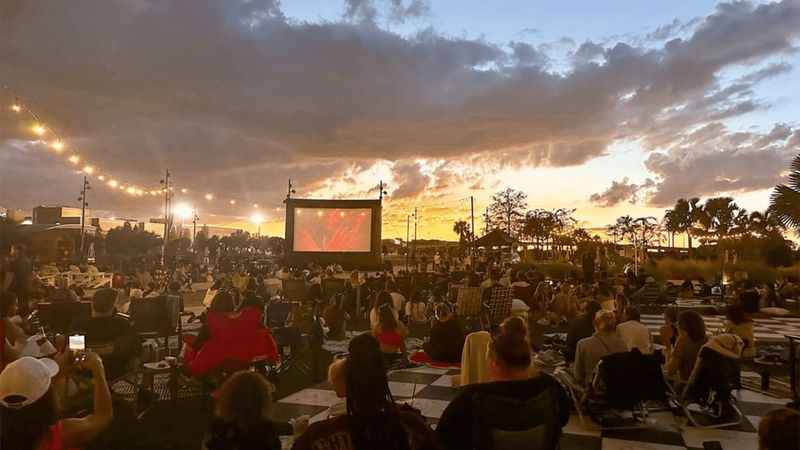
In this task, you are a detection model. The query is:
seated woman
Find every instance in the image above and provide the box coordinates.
[185,291,279,377]
[659,307,679,360]
[573,310,628,387]
[423,303,465,363]
[724,304,755,359]
[292,333,438,450]
[437,317,570,450]
[372,304,408,366]
[203,371,307,450]
[665,310,707,383]
[369,291,398,329]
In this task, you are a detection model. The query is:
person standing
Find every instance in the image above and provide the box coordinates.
[8,245,32,317]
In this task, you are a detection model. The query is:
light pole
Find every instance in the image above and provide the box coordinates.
[78,176,90,263]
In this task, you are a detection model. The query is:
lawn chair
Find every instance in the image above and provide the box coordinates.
[129,295,181,356]
[455,286,486,330]
[675,344,743,429]
[37,301,92,335]
[321,278,346,302]
[281,279,307,303]
[471,386,564,450]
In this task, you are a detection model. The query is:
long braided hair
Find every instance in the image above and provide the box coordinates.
[345,333,411,450]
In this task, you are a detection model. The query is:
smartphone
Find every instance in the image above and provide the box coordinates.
[69,335,86,362]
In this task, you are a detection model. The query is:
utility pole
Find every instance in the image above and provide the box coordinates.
[78,176,90,263]
[406,214,410,272]
[378,180,387,202]
[192,207,199,257]
[286,179,295,200]
[470,196,476,258]
[160,170,171,267]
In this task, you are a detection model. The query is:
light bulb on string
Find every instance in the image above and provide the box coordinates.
[32,124,46,136]
[108,179,118,188]
[181,188,188,194]
[68,155,80,164]
[229,200,236,205]
[50,140,64,152]
[10,103,21,113]
[253,203,259,208]
[97,175,105,181]
[205,194,214,201]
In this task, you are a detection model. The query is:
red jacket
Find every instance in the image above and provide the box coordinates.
[187,307,278,376]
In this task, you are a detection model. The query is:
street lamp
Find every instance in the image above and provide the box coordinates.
[250,212,265,237]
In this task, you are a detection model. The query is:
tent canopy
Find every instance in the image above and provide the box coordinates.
[474,229,518,248]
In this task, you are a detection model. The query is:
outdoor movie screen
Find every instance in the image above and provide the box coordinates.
[292,207,372,252]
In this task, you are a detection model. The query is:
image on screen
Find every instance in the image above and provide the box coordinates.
[293,208,372,252]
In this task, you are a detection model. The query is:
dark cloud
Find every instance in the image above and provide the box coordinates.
[589,177,655,207]
[572,41,605,64]
[646,17,701,41]
[0,0,799,216]
[390,162,430,199]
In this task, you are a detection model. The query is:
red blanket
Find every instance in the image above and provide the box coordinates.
[409,350,461,369]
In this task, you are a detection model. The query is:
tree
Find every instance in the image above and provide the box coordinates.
[487,188,528,238]
[771,154,800,232]
[748,209,784,238]
[663,209,680,249]
[453,220,470,244]
[104,222,162,269]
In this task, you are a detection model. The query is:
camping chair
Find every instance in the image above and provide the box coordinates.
[321,278,346,301]
[675,346,743,429]
[471,386,564,450]
[485,286,513,326]
[36,301,92,335]
[584,349,670,429]
[129,295,181,356]
[281,279,307,303]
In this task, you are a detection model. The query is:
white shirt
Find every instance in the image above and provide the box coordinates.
[616,320,653,354]
[390,292,406,312]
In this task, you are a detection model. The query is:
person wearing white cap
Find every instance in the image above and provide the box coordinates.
[0,352,112,450]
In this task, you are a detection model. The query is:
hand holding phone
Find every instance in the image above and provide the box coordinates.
[69,335,86,363]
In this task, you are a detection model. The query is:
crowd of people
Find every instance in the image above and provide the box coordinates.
[2,241,800,449]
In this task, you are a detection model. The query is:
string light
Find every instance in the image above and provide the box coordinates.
[68,155,80,164]
[181,188,188,194]
[82,165,94,175]
[10,103,21,113]
[108,179,118,188]
[50,140,64,152]
[32,124,46,136]
[97,175,105,181]
[205,194,214,201]
[126,186,136,195]
[253,203,259,208]
[229,199,236,205]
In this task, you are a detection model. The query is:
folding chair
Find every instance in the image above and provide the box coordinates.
[321,278,346,301]
[471,387,564,450]
[37,301,92,335]
[281,279,307,303]
[675,346,743,429]
[455,286,485,330]
[129,295,181,356]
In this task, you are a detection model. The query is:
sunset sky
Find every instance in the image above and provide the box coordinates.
[1,0,799,241]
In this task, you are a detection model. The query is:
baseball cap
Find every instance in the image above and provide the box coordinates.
[0,357,59,409]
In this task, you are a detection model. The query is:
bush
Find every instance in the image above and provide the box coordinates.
[644,258,800,285]
[512,261,581,280]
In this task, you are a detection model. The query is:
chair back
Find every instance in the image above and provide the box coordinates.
[321,278,346,301]
[486,286,513,325]
[592,349,668,409]
[456,287,482,317]
[682,346,741,402]
[472,388,562,450]
[37,301,92,335]
[266,301,294,329]
[129,296,179,336]
[282,279,307,303]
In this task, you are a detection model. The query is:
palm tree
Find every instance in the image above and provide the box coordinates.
[453,220,470,245]
[663,209,679,249]
[771,154,800,231]
[749,209,785,237]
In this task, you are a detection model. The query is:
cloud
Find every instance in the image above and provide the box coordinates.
[344,0,428,24]
[645,17,701,41]
[589,177,655,207]
[390,161,430,199]
[0,0,799,217]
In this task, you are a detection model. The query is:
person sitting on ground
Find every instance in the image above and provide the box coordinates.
[423,303,465,363]
[758,407,800,450]
[665,310,707,383]
[437,317,570,450]
[203,371,308,450]
[631,276,665,304]
[48,276,79,303]
[616,307,652,354]
[565,300,603,363]
[724,304,755,359]
[370,291,398,329]
[326,358,348,418]
[405,291,428,324]
[0,353,112,450]
[73,288,140,380]
[373,304,408,365]
[292,333,439,450]
[573,310,628,387]
[659,307,679,359]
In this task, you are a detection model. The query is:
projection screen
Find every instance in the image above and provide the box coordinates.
[292,207,372,252]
